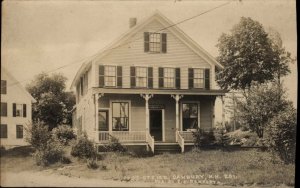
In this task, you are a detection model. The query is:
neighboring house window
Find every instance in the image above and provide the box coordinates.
[0,124,7,138]
[16,125,23,139]
[1,80,7,94]
[144,32,167,53]
[182,103,198,131]
[112,102,129,131]
[136,67,147,87]
[188,68,210,89]
[193,69,204,89]
[163,68,175,88]
[13,103,27,117]
[1,102,7,117]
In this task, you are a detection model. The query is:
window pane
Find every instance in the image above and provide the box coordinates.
[98,111,108,131]
[104,66,116,86]
[16,104,23,117]
[1,103,7,117]
[16,125,23,139]
[136,67,147,87]
[0,124,7,138]
[182,103,198,131]
[1,80,7,94]
[112,102,129,131]
[149,33,161,52]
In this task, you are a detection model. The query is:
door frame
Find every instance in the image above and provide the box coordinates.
[149,109,165,142]
[98,109,109,131]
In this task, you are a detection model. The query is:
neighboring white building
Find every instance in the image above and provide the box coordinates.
[1,67,36,147]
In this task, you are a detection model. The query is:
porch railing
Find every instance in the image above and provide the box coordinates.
[98,131,146,143]
[176,131,185,153]
[146,132,155,153]
[179,131,194,142]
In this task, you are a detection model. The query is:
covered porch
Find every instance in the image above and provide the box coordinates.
[93,88,226,153]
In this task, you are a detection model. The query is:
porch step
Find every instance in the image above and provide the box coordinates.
[154,143,181,154]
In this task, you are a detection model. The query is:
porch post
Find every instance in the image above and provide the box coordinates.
[171,94,183,141]
[95,93,104,142]
[140,94,153,133]
[221,95,225,132]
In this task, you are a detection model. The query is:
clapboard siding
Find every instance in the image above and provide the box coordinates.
[94,19,212,89]
[200,100,213,130]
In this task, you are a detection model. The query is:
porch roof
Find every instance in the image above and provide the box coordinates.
[92,87,227,96]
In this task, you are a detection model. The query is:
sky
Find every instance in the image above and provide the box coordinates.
[1,0,297,121]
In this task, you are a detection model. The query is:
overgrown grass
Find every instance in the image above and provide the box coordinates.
[1,147,295,186]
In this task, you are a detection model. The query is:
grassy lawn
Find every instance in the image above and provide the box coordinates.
[0,146,295,187]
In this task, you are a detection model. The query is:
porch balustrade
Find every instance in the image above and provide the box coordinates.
[176,131,185,153]
[98,131,146,143]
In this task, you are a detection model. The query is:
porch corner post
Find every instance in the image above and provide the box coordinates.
[94,93,99,142]
[171,94,183,141]
[221,95,225,132]
[140,94,153,134]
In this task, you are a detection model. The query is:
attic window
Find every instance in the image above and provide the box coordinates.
[144,32,167,53]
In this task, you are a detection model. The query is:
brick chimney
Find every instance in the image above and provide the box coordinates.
[129,18,137,28]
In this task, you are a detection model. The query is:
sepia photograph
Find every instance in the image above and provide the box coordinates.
[0,0,297,187]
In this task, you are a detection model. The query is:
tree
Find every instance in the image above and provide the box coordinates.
[237,82,289,138]
[27,73,75,130]
[264,103,297,164]
[216,17,292,91]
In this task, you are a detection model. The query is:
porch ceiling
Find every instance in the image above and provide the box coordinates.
[92,87,227,96]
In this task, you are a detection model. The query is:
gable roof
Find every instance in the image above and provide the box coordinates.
[1,67,36,103]
[71,10,223,89]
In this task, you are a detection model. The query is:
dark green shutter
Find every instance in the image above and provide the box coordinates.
[0,124,7,138]
[130,67,136,87]
[161,33,167,53]
[158,67,164,88]
[99,65,105,87]
[144,32,150,52]
[175,68,180,89]
[205,69,210,90]
[117,66,122,87]
[13,103,16,117]
[1,103,7,117]
[188,68,194,89]
[23,104,27,117]
[148,67,153,88]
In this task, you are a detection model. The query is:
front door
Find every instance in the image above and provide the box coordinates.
[149,110,163,141]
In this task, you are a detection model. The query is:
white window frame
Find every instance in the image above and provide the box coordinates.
[180,101,200,131]
[163,67,175,88]
[104,65,117,87]
[193,68,205,89]
[149,32,161,53]
[16,104,23,117]
[135,66,148,88]
[109,100,131,131]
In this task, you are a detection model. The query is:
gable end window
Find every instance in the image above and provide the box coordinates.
[1,102,7,117]
[0,124,7,138]
[13,104,27,117]
[144,32,167,53]
[1,80,7,94]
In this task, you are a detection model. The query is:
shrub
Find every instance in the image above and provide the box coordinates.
[25,122,52,150]
[33,137,64,166]
[226,129,258,146]
[52,125,76,145]
[104,136,127,152]
[71,132,97,159]
[192,128,216,148]
[265,104,297,164]
[87,158,99,169]
[214,128,231,147]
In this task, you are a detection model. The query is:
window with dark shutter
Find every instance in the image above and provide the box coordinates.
[13,103,16,117]
[1,80,7,94]
[188,68,194,89]
[0,124,7,138]
[130,67,136,87]
[148,67,153,88]
[117,66,122,87]
[205,69,210,90]
[1,102,7,117]
[23,104,27,117]
[158,67,164,88]
[175,68,180,89]
[161,33,167,53]
[99,65,105,88]
[144,32,150,52]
